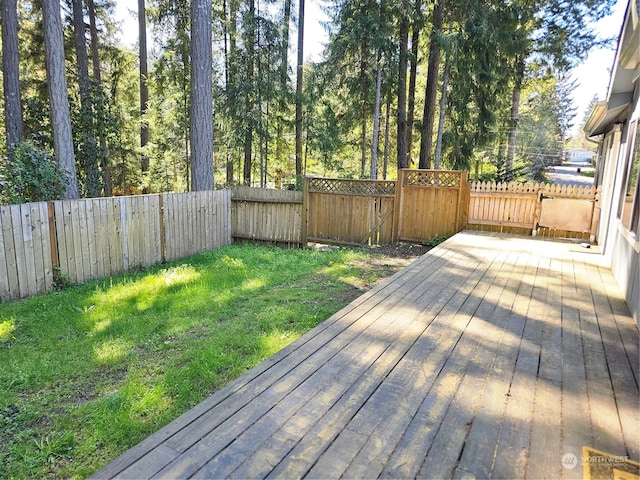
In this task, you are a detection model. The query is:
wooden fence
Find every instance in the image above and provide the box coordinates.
[306,177,397,246]
[468,181,600,240]
[395,170,469,242]
[1,175,601,302]
[0,191,231,302]
[306,170,469,246]
[231,186,304,247]
[163,191,231,261]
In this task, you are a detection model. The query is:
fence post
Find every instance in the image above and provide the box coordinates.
[590,186,601,243]
[47,201,60,280]
[301,177,308,246]
[455,171,468,232]
[532,184,542,236]
[158,194,166,263]
[392,169,405,242]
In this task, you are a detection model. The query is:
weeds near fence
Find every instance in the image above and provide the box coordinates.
[423,234,451,246]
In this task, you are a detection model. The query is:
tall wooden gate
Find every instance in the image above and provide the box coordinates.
[305,170,470,246]
[305,177,397,246]
[394,170,469,242]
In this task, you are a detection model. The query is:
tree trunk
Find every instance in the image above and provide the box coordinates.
[434,31,451,170]
[257,16,265,188]
[1,0,24,149]
[179,15,190,190]
[295,0,305,186]
[361,102,367,178]
[190,0,214,191]
[418,0,444,169]
[281,0,291,91]
[506,54,525,177]
[243,0,256,186]
[138,0,150,181]
[86,0,101,81]
[277,0,291,165]
[264,101,269,187]
[396,16,409,169]
[72,0,101,197]
[406,25,419,166]
[43,0,80,199]
[383,92,391,180]
[87,0,111,196]
[72,0,90,100]
[370,52,382,179]
[359,38,368,179]
[226,0,238,185]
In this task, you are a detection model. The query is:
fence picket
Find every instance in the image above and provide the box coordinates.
[30,203,50,294]
[468,181,598,238]
[0,211,9,299]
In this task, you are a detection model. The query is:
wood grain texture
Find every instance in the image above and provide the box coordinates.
[89,231,639,479]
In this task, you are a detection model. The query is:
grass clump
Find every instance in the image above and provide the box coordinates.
[0,244,394,479]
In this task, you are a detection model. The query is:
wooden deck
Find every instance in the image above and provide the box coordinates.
[91,231,639,479]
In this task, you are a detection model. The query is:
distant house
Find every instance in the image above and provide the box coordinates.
[585,0,640,324]
[564,148,596,163]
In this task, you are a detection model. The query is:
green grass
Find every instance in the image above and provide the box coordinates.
[0,244,390,479]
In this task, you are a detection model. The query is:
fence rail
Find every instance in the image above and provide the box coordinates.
[1,191,231,302]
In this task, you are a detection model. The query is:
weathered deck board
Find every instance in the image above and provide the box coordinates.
[90,231,640,480]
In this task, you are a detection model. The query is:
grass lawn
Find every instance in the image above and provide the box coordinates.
[0,243,424,479]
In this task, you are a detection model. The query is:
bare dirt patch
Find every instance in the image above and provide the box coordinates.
[359,242,434,261]
[314,242,434,296]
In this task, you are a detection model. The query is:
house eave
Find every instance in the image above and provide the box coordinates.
[585,0,639,138]
[585,103,629,137]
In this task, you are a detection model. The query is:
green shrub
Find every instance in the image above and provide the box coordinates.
[0,142,67,204]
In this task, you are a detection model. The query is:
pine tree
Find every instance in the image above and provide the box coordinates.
[43,0,80,199]
[295,0,305,185]
[418,0,444,169]
[1,0,24,149]
[190,0,214,190]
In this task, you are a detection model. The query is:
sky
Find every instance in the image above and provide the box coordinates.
[114,0,628,137]
[113,0,329,61]
[568,0,627,133]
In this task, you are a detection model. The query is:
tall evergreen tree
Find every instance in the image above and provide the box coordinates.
[503,0,615,175]
[190,0,214,190]
[418,0,444,169]
[72,0,102,196]
[276,0,292,170]
[243,0,256,185]
[86,0,112,195]
[295,0,305,184]
[396,9,409,169]
[406,0,422,166]
[43,0,80,199]
[139,0,150,182]
[1,0,24,149]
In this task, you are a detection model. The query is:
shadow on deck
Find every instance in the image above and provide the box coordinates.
[91,231,639,479]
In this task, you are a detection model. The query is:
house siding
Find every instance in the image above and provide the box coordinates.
[612,230,640,322]
[587,0,640,326]
[601,94,640,326]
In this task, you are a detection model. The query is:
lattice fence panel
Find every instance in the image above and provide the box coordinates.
[403,170,462,187]
[307,177,396,196]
